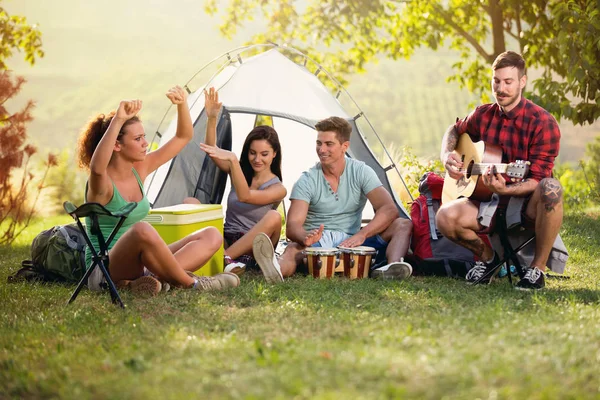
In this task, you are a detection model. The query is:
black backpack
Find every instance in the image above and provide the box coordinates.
[9,223,87,284]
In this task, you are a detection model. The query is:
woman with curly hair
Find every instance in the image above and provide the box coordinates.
[78,86,239,295]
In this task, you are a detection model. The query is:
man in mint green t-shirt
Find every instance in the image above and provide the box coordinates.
[252,116,413,282]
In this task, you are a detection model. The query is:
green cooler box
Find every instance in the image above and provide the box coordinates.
[143,204,224,276]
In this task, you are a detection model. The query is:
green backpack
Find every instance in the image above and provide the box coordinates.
[11,224,87,283]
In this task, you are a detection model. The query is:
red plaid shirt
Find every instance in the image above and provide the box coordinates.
[454,97,561,182]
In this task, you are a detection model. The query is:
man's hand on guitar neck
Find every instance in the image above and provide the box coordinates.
[481,165,508,195]
[442,152,464,180]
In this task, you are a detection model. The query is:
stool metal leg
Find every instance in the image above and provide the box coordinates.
[67,260,98,305]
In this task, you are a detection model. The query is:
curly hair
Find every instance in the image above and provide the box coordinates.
[77,111,141,169]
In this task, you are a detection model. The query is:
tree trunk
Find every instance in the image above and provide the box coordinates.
[489,0,506,59]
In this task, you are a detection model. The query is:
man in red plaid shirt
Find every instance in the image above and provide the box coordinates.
[436,51,563,290]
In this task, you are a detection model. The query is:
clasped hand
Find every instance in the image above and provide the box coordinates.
[166,85,187,105]
[116,99,142,120]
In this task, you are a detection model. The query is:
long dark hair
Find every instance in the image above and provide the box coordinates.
[239,125,282,186]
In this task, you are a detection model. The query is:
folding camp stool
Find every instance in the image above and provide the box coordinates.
[471,209,535,285]
[63,201,137,308]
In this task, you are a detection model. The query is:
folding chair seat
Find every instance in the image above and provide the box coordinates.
[63,201,138,308]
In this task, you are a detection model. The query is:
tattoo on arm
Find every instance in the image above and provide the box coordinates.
[441,126,459,158]
[453,237,486,258]
[541,178,563,212]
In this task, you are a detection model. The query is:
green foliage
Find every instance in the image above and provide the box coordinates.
[1,211,599,398]
[581,135,600,201]
[206,0,600,125]
[380,143,444,206]
[397,145,444,201]
[555,136,600,212]
[0,3,43,69]
[527,0,600,125]
[41,149,85,215]
[555,162,593,211]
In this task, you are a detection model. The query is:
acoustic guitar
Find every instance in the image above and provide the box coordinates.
[442,134,530,204]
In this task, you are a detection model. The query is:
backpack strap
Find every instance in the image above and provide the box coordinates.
[443,259,452,277]
[426,192,438,240]
[57,226,83,251]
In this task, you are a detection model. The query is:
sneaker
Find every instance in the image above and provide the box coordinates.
[143,270,171,292]
[515,267,545,290]
[117,276,162,297]
[466,253,500,285]
[224,255,246,276]
[371,260,412,280]
[252,233,284,283]
[192,272,240,291]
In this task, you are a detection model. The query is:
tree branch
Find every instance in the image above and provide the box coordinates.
[431,2,493,63]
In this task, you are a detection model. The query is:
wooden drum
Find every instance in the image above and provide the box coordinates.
[303,247,339,279]
[338,246,377,279]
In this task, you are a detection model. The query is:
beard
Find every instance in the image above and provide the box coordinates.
[494,91,520,109]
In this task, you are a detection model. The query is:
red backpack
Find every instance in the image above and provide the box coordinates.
[408,172,486,277]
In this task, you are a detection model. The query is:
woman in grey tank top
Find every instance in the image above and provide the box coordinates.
[189,88,286,274]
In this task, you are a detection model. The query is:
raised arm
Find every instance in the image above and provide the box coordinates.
[88,100,142,203]
[202,87,230,173]
[200,143,287,205]
[136,86,193,180]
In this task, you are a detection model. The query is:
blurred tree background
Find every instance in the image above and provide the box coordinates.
[0,1,56,243]
[3,0,599,217]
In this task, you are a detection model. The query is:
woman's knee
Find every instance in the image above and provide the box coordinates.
[201,226,223,250]
[130,222,162,245]
[264,210,282,229]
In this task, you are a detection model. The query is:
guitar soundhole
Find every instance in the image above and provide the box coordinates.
[466,160,475,179]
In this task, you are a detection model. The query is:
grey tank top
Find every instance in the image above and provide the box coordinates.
[224,176,281,235]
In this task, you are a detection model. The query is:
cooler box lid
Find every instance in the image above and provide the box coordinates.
[144,204,223,225]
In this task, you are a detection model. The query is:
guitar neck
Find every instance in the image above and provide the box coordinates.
[471,163,509,175]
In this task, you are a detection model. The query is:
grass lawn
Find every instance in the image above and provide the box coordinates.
[1,210,599,399]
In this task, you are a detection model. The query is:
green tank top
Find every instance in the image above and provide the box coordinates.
[84,168,151,269]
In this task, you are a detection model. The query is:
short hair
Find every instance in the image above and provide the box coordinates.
[315,116,352,143]
[492,51,526,78]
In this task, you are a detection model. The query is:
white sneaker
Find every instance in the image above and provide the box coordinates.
[224,261,246,276]
[371,259,412,280]
[252,233,284,283]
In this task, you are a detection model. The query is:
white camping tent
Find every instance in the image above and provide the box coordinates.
[144,44,411,221]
